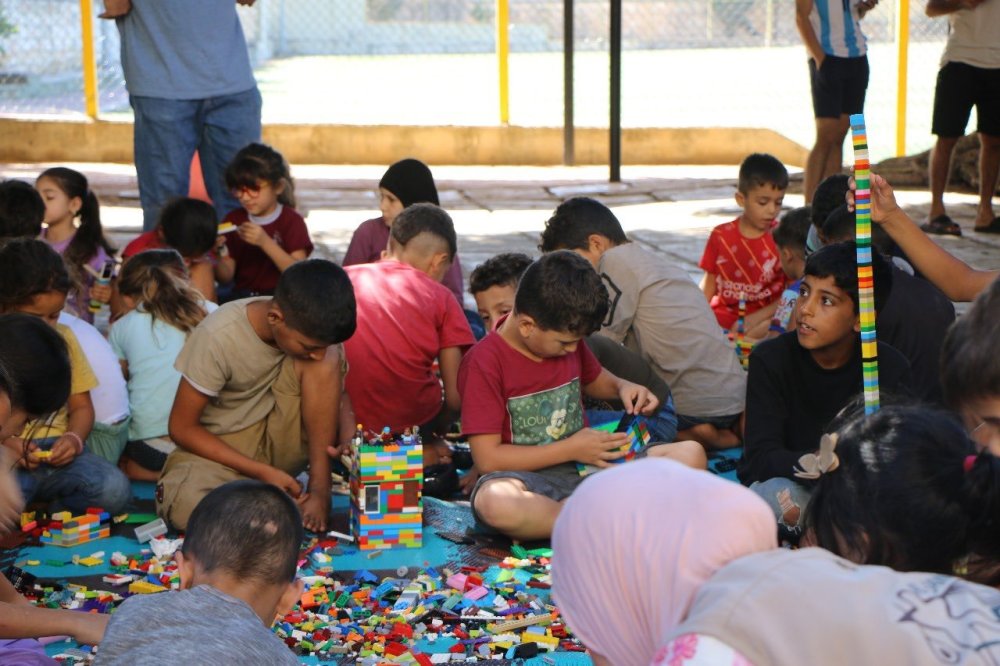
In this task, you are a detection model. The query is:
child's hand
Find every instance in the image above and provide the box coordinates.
[459,464,480,495]
[237,223,272,248]
[11,440,42,471]
[90,282,113,304]
[48,435,80,467]
[618,381,659,416]
[570,428,630,468]
[848,172,901,224]
[257,465,303,498]
[99,0,131,18]
[297,492,329,532]
[70,611,109,646]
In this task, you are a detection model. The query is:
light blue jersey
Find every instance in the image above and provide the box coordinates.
[810,0,867,58]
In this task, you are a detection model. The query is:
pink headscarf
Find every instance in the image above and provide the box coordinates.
[551,459,777,666]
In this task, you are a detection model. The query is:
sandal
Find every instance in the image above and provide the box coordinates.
[974,217,1000,234]
[921,215,962,237]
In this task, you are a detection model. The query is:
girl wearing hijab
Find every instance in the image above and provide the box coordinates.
[343,158,465,304]
[553,458,1000,666]
[551,458,777,666]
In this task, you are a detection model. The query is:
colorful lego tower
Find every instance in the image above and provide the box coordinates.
[350,425,424,550]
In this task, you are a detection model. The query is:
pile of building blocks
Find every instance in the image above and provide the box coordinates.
[350,425,423,550]
[40,508,110,547]
[272,541,584,662]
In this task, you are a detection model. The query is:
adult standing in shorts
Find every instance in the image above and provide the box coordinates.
[923,0,1000,236]
[796,0,879,203]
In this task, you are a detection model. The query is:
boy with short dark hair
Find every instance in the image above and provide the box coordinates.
[821,205,955,404]
[459,251,704,540]
[0,180,44,240]
[539,197,747,449]
[769,206,812,336]
[942,278,1000,455]
[700,153,789,337]
[806,173,850,254]
[739,241,911,532]
[159,259,357,532]
[96,480,303,665]
[469,252,678,444]
[343,203,474,458]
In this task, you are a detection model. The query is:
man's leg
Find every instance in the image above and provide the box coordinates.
[130,96,201,231]
[805,117,848,203]
[472,478,563,541]
[929,136,960,221]
[974,133,1000,230]
[199,87,263,220]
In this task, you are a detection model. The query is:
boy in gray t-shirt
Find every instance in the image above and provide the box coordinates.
[95,480,303,665]
[540,197,747,450]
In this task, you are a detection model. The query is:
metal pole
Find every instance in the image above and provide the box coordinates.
[80,0,99,119]
[895,0,910,156]
[497,0,510,125]
[563,0,574,165]
[609,0,621,182]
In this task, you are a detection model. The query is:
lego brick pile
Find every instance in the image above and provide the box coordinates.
[276,540,582,663]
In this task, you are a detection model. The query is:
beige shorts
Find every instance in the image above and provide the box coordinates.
[156,357,308,529]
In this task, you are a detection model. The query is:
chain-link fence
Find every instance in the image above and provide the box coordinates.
[0,0,949,160]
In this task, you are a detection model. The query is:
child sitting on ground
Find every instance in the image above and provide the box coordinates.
[768,206,812,337]
[96,480,302,665]
[458,251,705,541]
[806,404,1000,585]
[941,276,1000,455]
[110,250,216,481]
[539,197,747,449]
[158,259,356,531]
[120,197,219,305]
[0,240,131,514]
[699,153,789,337]
[0,314,110,657]
[739,241,911,535]
[215,143,313,300]
[822,204,955,403]
[343,204,474,465]
[343,158,465,303]
[0,179,44,239]
[469,252,678,444]
[36,167,117,323]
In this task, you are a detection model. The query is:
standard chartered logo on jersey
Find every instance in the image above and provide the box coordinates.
[507,379,584,446]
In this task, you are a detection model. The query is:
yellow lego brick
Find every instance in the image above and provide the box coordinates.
[128,580,167,594]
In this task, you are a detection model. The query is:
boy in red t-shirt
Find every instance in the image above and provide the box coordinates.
[343,204,475,465]
[459,251,706,540]
[699,153,789,338]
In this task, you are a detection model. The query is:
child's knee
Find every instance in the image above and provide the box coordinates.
[473,480,520,530]
[647,440,708,470]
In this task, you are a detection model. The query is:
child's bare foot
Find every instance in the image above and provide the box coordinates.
[678,423,741,451]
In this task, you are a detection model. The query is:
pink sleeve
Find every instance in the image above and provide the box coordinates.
[651,634,754,666]
[698,229,721,273]
[439,289,476,349]
[578,339,603,385]
[281,210,314,255]
[457,347,506,436]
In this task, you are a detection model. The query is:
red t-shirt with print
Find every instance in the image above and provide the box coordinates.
[458,319,602,448]
[699,218,786,330]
